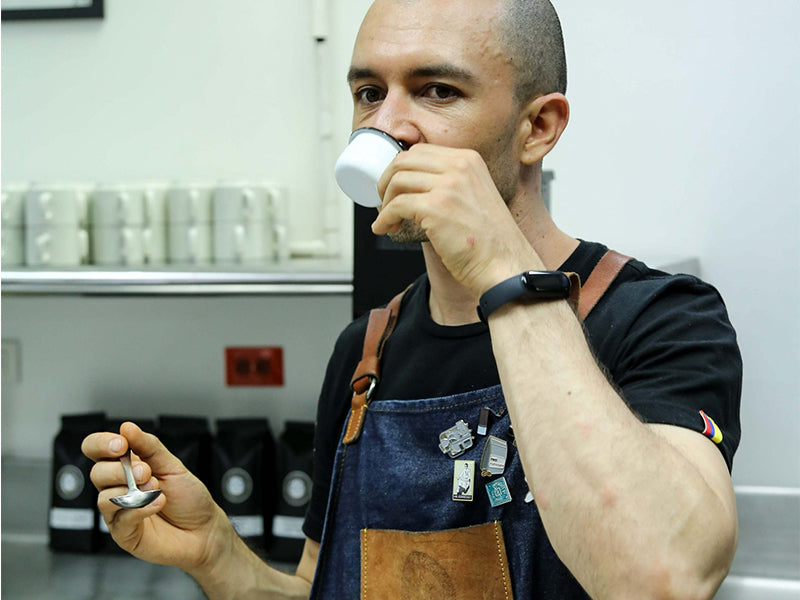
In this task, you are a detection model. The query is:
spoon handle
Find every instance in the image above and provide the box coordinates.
[120,451,138,492]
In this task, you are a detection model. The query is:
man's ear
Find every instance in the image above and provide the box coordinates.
[518,93,570,165]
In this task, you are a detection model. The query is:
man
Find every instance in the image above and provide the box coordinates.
[83,0,741,598]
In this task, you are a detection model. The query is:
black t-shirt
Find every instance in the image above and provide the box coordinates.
[302,240,742,543]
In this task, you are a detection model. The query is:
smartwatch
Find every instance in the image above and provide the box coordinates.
[477,271,573,322]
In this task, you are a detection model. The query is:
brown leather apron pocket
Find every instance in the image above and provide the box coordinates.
[360,521,513,599]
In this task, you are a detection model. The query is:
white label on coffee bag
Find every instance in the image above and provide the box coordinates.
[49,507,94,530]
[229,515,264,537]
[271,515,305,539]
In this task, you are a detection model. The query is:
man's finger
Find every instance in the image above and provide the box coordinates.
[90,456,153,490]
[82,431,128,462]
[120,421,184,477]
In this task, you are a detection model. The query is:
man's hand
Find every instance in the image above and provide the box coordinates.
[372,144,536,296]
[82,421,230,572]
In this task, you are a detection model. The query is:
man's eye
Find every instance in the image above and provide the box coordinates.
[422,85,460,101]
[355,87,384,104]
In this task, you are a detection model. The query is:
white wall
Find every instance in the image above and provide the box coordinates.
[3,1,798,486]
[1,293,352,458]
[547,1,800,487]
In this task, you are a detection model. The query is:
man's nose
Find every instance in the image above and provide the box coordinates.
[371,91,422,148]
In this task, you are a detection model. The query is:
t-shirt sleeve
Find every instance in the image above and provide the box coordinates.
[605,276,742,471]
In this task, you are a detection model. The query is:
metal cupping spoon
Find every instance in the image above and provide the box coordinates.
[109,450,162,509]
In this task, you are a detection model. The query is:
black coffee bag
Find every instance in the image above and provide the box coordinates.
[269,421,315,563]
[157,415,212,486]
[210,419,277,554]
[49,412,106,552]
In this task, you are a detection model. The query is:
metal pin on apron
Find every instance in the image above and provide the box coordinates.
[477,406,507,436]
[452,460,475,502]
[480,436,508,477]
[485,477,513,507]
[439,420,474,458]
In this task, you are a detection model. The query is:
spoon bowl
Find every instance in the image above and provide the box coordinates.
[109,450,162,509]
[110,488,162,509]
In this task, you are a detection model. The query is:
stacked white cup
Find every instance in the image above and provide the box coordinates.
[90,185,146,266]
[213,183,273,264]
[24,184,91,267]
[167,184,213,265]
[264,184,290,263]
[143,183,169,265]
[1,184,28,267]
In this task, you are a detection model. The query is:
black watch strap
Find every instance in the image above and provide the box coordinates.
[477,271,575,322]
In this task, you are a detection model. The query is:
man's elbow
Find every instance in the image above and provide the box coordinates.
[640,525,738,600]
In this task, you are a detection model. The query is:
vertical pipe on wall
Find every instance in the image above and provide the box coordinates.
[293,0,340,257]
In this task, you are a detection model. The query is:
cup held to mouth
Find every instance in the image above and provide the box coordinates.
[334,128,406,208]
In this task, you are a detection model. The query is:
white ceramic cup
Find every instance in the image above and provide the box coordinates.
[168,222,212,264]
[143,223,168,265]
[1,226,25,266]
[263,184,289,262]
[25,224,89,266]
[2,185,28,227]
[141,184,168,264]
[213,184,270,223]
[334,128,406,208]
[214,221,272,264]
[25,185,90,226]
[91,226,145,266]
[167,185,213,224]
[143,184,168,224]
[91,186,145,226]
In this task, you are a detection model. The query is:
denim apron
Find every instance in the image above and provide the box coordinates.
[309,384,591,598]
[309,251,630,598]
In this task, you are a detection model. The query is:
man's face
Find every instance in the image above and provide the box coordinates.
[348,0,523,243]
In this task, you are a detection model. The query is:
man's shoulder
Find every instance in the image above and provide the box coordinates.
[578,242,733,341]
[569,240,724,312]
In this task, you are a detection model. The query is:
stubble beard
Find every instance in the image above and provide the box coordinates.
[387,220,429,244]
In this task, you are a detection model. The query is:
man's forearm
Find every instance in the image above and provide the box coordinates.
[488,299,736,600]
[189,530,311,600]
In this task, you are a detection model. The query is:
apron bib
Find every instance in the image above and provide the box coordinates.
[310,250,632,598]
[310,385,561,598]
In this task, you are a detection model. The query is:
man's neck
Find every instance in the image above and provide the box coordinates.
[423,198,579,326]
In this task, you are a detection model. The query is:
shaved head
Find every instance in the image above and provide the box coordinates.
[367,0,567,104]
[500,0,567,102]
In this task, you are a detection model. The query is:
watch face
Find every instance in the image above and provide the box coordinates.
[523,271,570,296]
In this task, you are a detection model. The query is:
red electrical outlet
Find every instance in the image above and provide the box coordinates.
[225,347,284,386]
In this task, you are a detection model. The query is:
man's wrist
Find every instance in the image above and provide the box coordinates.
[185,507,243,591]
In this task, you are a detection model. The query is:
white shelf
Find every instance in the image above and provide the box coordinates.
[1,259,352,295]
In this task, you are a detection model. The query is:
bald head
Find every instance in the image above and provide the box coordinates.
[500,0,567,102]
[364,0,567,104]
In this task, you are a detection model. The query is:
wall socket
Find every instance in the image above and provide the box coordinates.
[225,346,284,387]
[1,339,22,385]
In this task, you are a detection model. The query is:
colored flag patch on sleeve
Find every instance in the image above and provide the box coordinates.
[700,410,723,444]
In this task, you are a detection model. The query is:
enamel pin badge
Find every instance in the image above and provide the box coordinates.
[439,420,474,458]
[485,477,513,507]
[479,436,508,477]
[452,460,475,502]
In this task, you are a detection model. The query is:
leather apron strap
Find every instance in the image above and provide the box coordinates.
[577,249,633,321]
[343,289,405,444]
[343,249,633,444]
